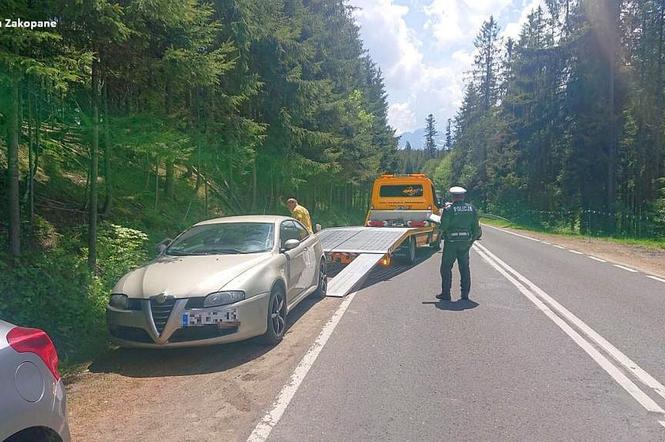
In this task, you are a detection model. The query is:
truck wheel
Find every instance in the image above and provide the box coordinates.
[430,233,441,250]
[398,237,416,265]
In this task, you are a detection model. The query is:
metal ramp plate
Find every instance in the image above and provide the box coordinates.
[318,227,412,254]
[326,253,383,297]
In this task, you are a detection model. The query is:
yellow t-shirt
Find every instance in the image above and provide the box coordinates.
[291,205,313,233]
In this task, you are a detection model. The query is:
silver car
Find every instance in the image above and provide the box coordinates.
[0,320,70,442]
[107,215,326,348]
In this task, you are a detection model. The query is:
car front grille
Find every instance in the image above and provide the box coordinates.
[169,325,238,343]
[110,326,154,343]
[150,297,176,334]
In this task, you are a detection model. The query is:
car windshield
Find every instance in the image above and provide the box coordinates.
[165,222,274,256]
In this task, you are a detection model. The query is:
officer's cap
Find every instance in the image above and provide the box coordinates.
[449,186,467,195]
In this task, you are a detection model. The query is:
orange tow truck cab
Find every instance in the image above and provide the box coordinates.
[362,174,443,263]
[366,174,442,227]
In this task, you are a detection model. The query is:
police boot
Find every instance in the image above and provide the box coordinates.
[436,292,451,301]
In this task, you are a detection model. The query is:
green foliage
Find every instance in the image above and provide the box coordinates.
[437,1,665,239]
[1,0,397,365]
[0,221,149,362]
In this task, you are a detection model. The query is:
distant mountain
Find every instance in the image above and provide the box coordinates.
[397,128,425,149]
[397,128,446,150]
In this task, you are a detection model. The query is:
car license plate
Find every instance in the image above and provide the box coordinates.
[182,308,238,327]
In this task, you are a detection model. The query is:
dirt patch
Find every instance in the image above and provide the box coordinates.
[65,296,341,442]
[498,226,665,278]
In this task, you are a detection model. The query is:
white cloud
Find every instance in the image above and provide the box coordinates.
[351,0,543,136]
[352,0,423,90]
[424,0,514,47]
[351,0,467,134]
[388,102,417,134]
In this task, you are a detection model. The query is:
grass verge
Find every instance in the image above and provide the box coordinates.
[480,216,665,250]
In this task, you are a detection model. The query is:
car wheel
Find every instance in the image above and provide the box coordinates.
[262,286,286,345]
[314,259,327,298]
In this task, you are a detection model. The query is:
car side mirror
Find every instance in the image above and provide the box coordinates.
[282,239,300,251]
[315,223,322,233]
[157,238,172,254]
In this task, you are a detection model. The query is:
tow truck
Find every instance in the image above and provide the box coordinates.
[320,174,443,297]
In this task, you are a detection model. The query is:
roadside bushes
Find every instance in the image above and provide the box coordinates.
[0,220,149,365]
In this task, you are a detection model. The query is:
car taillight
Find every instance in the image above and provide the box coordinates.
[367,220,388,227]
[7,327,61,381]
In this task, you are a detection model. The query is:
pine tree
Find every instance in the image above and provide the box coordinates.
[424,114,438,159]
[474,16,501,111]
[445,119,452,149]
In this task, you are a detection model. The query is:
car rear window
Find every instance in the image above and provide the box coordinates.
[379,184,424,198]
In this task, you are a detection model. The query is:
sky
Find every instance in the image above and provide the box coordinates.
[348,0,545,137]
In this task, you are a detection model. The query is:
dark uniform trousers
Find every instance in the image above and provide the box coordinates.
[440,240,472,297]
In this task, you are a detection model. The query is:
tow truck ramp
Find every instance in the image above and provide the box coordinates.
[326,254,383,297]
[319,227,415,298]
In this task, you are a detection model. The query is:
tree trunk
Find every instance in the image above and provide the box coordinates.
[88,59,100,271]
[154,158,160,209]
[165,161,175,200]
[251,160,257,212]
[103,80,112,216]
[7,74,21,258]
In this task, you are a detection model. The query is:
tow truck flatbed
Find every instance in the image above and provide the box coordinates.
[319,226,437,297]
[318,227,417,254]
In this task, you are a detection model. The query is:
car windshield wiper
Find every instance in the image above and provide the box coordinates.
[214,248,248,254]
[165,250,189,256]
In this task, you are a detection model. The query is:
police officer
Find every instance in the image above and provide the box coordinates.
[436,186,482,301]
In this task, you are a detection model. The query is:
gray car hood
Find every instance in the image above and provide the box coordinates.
[113,252,273,298]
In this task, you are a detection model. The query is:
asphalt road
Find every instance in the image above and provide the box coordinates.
[258,225,665,441]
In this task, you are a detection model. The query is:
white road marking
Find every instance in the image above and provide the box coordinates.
[568,249,584,255]
[614,264,638,273]
[588,256,607,263]
[542,241,552,245]
[553,245,566,249]
[660,421,665,429]
[646,275,665,284]
[247,292,357,442]
[474,244,665,416]
[474,242,665,405]
[482,224,540,242]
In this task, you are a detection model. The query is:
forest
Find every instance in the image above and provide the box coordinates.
[2,0,665,364]
[0,0,397,362]
[436,0,665,237]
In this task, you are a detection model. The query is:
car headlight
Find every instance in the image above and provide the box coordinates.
[204,291,245,307]
[109,294,129,309]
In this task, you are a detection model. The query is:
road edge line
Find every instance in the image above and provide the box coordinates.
[475,242,665,403]
[247,292,358,442]
[473,245,665,416]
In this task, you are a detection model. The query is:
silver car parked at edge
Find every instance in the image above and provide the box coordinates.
[107,215,327,348]
[0,320,70,442]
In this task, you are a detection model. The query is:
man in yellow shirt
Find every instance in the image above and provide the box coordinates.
[287,198,313,233]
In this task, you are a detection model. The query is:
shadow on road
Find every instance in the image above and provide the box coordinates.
[359,248,439,290]
[422,299,479,311]
[88,295,324,378]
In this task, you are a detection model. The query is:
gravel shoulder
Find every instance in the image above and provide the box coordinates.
[486,224,665,278]
[65,295,341,442]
